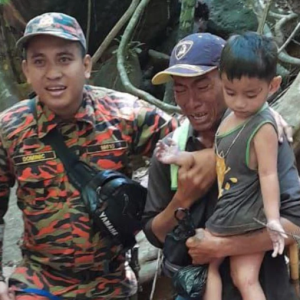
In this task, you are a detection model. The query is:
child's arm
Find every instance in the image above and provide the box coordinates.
[253,123,287,257]
[155,138,195,169]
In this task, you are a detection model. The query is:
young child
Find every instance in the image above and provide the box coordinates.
[156,32,288,300]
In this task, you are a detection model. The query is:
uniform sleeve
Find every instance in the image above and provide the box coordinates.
[0,134,14,276]
[131,101,178,157]
[142,134,176,248]
[0,135,14,223]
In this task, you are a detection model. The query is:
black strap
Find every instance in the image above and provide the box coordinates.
[42,129,86,191]
[43,128,79,173]
[28,99,95,191]
[27,99,134,268]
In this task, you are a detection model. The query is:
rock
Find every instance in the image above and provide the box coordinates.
[202,0,258,39]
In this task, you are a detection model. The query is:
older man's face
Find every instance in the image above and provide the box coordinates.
[173,69,226,134]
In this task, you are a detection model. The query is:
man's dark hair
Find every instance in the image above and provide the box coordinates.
[23,40,86,60]
[219,32,278,82]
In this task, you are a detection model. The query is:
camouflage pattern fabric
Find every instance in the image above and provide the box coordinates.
[16,12,86,51]
[0,85,177,299]
[11,260,137,300]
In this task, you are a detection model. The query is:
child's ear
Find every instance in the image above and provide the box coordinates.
[269,76,282,95]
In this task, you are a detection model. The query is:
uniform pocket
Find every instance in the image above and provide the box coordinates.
[14,156,62,209]
[87,141,128,171]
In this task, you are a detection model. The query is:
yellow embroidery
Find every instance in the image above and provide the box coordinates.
[13,151,56,165]
[216,155,238,198]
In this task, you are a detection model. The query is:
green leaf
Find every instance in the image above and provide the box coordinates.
[0,0,10,5]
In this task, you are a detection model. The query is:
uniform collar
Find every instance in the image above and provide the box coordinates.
[36,86,96,139]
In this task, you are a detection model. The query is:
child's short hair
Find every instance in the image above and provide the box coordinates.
[219,32,278,82]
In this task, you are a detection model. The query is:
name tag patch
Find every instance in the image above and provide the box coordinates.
[87,141,127,153]
[13,151,56,165]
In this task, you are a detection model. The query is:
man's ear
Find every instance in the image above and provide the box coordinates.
[83,54,92,79]
[21,60,31,84]
[269,76,282,95]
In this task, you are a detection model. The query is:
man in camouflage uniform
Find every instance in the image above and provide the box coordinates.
[0,12,177,300]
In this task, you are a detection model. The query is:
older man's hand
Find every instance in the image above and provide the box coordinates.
[269,107,293,143]
[186,228,222,265]
[0,282,15,300]
[176,149,216,208]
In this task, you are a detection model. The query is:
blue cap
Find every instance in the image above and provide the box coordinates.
[152,33,225,85]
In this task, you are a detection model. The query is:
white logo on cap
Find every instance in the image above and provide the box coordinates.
[38,15,54,28]
[175,40,193,60]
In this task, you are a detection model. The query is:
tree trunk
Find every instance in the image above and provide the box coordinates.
[178,0,197,40]
[0,6,25,110]
[162,0,198,105]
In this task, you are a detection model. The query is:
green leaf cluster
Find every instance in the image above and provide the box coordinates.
[0,0,10,5]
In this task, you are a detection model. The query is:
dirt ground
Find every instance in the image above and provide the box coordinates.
[3,186,23,276]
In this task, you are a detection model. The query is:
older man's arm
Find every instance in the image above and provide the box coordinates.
[143,144,216,246]
[187,217,297,265]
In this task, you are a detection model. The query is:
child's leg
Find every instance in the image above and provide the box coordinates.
[230,253,265,300]
[203,258,223,300]
[155,139,194,168]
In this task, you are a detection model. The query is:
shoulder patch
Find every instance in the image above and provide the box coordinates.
[87,141,127,153]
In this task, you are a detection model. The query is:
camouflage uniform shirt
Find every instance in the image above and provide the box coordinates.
[0,85,177,298]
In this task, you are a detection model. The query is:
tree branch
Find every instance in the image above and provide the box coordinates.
[274,12,298,45]
[269,11,290,19]
[86,0,92,51]
[264,22,300,66]
[117,0,180,114]
[257,0,273,34]
[92,0,140,65]
[278,21,300,53]
[148,49,170,62]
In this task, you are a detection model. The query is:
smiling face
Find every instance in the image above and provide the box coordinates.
[173,69,226,134]
[22,35,92,118]
[221,74,281,119]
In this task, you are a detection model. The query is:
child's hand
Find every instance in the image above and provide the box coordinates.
[267,220,288,257]
[155,138,179,165]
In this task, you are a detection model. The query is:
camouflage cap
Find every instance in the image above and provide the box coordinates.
[16,12,86,51]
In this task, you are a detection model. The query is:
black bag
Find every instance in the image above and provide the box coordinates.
[162,199,208,276]
[41,127,147,249]
[172,264,208,300]
[162,208,208,299]
[80,169,147,248]
[163,208,196,269]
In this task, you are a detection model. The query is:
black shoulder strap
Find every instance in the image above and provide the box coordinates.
[28,99,93,191]
[42,129,78,174]
[44,129,96,191]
